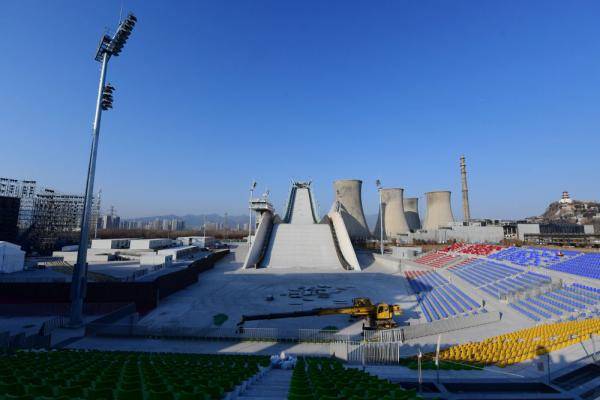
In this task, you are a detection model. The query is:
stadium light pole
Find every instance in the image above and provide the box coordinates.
[69,13,137,327]
[376,179,384,255]
[248,181,257,245]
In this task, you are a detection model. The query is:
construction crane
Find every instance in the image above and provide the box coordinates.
[237,298,402,329]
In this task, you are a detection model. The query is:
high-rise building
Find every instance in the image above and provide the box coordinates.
[99,214,121,230]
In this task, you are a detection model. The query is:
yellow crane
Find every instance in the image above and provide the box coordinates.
[238,297,402,329]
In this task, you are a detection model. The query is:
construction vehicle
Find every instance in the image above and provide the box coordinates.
[237,297,402,329]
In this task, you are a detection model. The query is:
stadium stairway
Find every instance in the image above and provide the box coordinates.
[238,368,291,400]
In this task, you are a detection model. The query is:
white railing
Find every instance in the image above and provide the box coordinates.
[90,324,363,343]
[330,341,403,365]
[298,329,356,343]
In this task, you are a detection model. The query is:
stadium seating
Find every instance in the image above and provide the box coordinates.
[449,259,552,299]
[439,318,600,367]
[288,357,421,400]
[405,270,482,322]
[440,243,504,256]
[0,350,269,400]
[414,252,459,269]
[508,282,600,321]
[546,253,600,280]
[488,247,582,267]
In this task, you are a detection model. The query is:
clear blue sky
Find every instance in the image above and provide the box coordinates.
[1,1,599,220]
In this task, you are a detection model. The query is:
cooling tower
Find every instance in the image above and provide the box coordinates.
[333,179,370,240]
[403,197,421,231]
[423,191,455,230]
[373,188,410,238]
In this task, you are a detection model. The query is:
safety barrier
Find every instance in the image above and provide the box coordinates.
[0,250,229,313]
[330,341,402,365]
[39,315,68,336]
[88,323,361,343]
[363,311,501,342]
[298,329,356,343]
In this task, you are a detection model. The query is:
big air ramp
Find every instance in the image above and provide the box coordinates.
[261,224,342,269]
[252,181,355,270]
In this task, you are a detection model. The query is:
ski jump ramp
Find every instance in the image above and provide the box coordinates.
[243,181,360,270]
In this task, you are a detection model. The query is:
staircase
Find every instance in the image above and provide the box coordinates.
[238,369,292,400]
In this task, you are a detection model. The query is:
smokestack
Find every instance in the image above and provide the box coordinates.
[332,179,370,240]
[403,197,421,231]
[423,191,455,230]
[373,188,410,238]
[460,155,471,223]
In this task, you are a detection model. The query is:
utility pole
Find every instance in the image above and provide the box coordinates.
[376,179,384,255]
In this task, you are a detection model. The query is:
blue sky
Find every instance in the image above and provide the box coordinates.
[1,1,599,219]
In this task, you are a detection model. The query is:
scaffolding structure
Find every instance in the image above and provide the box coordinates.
[0,177,99,251]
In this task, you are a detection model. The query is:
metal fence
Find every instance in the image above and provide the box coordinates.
[298,329,357,343]
[39,315,68,336]
[506,280,562,303]
[330,341,403,365]
[363,311,501,343]
[88,324,361,343]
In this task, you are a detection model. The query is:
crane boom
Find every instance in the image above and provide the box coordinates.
[237,297,402,329]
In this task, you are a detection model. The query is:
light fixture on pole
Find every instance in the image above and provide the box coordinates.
[376,179,383,255]
[249,181,257,245]
[69,13,137,327]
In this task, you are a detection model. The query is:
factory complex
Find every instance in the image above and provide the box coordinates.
[2,6,600,400]
[2,162,600,399]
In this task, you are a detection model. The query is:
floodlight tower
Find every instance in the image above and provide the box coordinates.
[69,13,137,327]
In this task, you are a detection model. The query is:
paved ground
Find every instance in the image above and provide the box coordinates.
[138,244,421,333]
[61,244,600,392]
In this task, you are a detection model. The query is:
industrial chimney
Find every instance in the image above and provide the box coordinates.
[403,197,421,231]
[332,179,371,240]
[423,191,455,230]
[460,155,471,223]
[373,188,410,239]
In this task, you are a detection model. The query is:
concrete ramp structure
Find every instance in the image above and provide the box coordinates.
[243,181,359,270]
[423,191,455,230]
[404,197,421,231]
[373,188,410,239]
[332,180,371,241]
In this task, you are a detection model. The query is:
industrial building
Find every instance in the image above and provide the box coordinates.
[178,236,215,248]
[332,180,371,241]
[91,238,132,250]
[129,238,173,250]
[157,245,200,261]
[513,222,598,246]
[373,188,410,239]
[423,190,455,230]
[403,197,421,231]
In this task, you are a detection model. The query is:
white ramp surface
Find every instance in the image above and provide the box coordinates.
[262,224,342,269]
[288,187,316,224]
